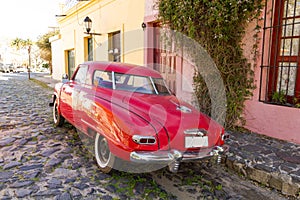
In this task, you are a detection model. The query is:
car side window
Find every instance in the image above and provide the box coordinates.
[74,65,88,84]
[93,70,113,89]
[114,73,155,94]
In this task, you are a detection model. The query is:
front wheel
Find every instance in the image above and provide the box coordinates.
[95,134,115,173]
[53,99,65,127]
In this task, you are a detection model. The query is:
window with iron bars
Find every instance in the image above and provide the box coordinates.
[259,0,300,107]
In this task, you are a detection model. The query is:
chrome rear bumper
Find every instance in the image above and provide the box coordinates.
[130,145,229,164]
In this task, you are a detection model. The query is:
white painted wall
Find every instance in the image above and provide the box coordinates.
[50,35,64,80]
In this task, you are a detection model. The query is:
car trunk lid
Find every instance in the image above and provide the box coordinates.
[121,93,223,151]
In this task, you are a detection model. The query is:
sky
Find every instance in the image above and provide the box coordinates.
[0,0,64,41]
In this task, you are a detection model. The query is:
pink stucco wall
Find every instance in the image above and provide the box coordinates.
[243,5,300,144]
[244,100,300,144]
[244,51,300,144]
[144,0,300,144]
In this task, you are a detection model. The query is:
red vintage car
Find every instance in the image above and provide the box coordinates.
[50,61,229,173]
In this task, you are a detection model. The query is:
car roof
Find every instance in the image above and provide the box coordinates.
[83,61,162,78]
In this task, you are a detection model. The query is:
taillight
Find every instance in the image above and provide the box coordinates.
[132,135,157,145]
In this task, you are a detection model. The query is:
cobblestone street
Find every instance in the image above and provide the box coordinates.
[0,73,291,199]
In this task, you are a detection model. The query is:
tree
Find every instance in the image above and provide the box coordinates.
[36,30,59,75]
[11,38,33,79]
[10,38,23,50]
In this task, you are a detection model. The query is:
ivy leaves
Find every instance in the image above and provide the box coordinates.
[158,0,263,128]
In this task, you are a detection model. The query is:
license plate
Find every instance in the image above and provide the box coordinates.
[185,136,208,148]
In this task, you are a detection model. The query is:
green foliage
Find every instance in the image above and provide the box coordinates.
[30,78,52,90]
[36,30,59,74]
[11,38,33,50]
[36,30,59,51]
[158,0,263,129]
[11,38,33,69]
[272,91,286,104]
[108,172,172,199]
[293,98,300,108]
[42,63,49,69]
[215,184,223,191]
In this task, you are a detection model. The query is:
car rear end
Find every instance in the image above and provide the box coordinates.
[126,94,229,173]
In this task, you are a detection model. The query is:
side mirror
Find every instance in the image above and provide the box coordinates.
[62,73,69,83]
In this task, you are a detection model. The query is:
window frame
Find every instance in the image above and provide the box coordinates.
[73,65,88,84]
[260,0,300,106]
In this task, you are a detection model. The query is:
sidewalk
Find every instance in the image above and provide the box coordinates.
[31,73,60,89]
[33,73,300,198]
[225,131,300,197]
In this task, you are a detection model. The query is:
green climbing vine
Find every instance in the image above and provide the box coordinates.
[158,0,263,129]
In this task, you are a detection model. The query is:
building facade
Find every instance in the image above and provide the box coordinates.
[143,0,196,105]
[144,0,300,144]
[51,0,145,80]
[52,0,300,144]
[244,0,300,144]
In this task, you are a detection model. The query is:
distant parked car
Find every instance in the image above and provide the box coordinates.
[0,63,4,73]
[15,66,27,73]
[0,63,9,73]
[50,61,229,173]
[6,64,16,72]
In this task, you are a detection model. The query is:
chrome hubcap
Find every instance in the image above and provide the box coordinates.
[99,137,110,165]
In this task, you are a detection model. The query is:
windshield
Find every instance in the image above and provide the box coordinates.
[114,73,171,95]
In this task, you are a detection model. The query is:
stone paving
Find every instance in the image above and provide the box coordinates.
[32,72,300,198]
[225,131,300,197]
[0,72,298,199]
[0,73,174,199]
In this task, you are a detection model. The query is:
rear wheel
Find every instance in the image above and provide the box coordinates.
[53,99,65,127]
[95,134,115,173]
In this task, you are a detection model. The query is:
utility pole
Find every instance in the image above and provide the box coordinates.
[28,45,31,80]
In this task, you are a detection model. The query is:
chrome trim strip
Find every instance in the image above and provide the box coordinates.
[112,71,116,90]
[184,128,207,136]
[149,77,159,95]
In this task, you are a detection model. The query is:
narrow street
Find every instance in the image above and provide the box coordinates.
[0,72,289,199]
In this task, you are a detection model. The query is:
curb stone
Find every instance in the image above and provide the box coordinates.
[225,159,300,196]
[225,131,300,198]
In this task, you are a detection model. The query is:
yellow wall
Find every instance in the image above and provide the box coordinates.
[57,0,145,73]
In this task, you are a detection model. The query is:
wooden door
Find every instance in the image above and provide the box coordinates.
[153,23,177,93]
